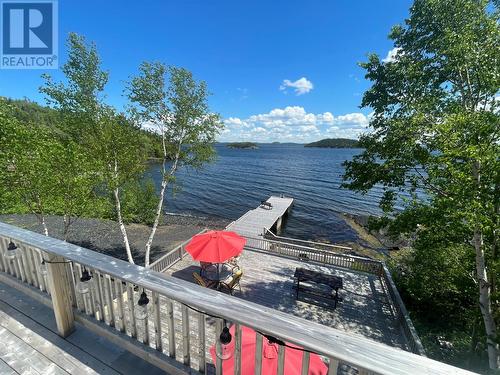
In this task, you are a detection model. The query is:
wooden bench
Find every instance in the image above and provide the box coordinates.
[260,200,273,209]
[293,267,343,309]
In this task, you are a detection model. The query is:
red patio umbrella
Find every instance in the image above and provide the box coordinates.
[185,230,246,263]
[210,325,328,375]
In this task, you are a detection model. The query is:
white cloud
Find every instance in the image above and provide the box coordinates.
[333,113,369,127]
[382,47,402,63]
[221,106,370,143]
[279,77,314,95]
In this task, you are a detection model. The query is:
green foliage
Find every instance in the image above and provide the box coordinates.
[1,33,215,240]
[40,33,108,120]
[127,62,223,171]
[304,138,359,148]
[342,0,500,369]
[226,142,257,149]
[389,244,475,314]
[0,98,99,233]
[90,107,148,189]
[366,216,391,232]
[1,97,57,129]
[119,179,158,225]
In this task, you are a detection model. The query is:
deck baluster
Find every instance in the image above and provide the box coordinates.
[26,247,38,288]
[300,351,310,375]
[34,249,47,292]
[104,274,115,326]
[234,323,242,374]
[152,291,162,351]
[17,245,29,283]
[255,331,263,375]
[277,344,285,375]
[126,283,137,338]
[181,304,190,366]
[215,319,223,375]
[166,298,176,358]
[72,264,85,312]
[327,358,339,375]
[115,279,125,332]
[197,312,206,373]
[94,270,105,322]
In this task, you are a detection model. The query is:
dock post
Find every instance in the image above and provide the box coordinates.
[44,252,75,337]
[276,216,283,233]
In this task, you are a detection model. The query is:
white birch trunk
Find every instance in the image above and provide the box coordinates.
[114,187,135,264]
[63,214,70,242]
[474,228,499,369]
[144,178,168,267]
[144,126,183,267]
[34,197,49,236]
[472,161,499,369]
[41,215,49,237]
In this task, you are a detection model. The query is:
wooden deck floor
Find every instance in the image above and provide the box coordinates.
[226,196,293,236]
[164,248,408,350]
[0,280,164,375]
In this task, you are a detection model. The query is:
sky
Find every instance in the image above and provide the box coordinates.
[0,0,414,142]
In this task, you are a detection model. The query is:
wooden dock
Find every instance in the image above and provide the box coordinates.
[226,195,293,236]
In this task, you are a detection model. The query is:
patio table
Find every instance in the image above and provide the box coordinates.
[294,267,343,309]
[201,263,233,289]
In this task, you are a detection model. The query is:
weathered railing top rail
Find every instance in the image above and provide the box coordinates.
[0,222,473,374]
[244,234,382,269]
[264,228,353,251]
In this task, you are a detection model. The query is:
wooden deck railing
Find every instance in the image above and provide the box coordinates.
[150,229,208,272]
[244,235,384,275]
[0,222,474,375]
[264,228,353,252]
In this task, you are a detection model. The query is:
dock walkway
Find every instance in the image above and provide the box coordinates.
[226,196,293,237]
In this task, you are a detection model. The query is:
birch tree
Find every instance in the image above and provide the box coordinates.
[92,108,148,264]
[0,99,96,240]
[39,33,107,239]
[343,0,499,369]
[126,62,223,267]
[0,100,54,236]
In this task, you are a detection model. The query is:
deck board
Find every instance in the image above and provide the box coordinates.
[163,248,408,350]
[0,281,165,375]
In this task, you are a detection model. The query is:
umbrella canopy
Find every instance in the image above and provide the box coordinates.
[210,326,328,375]
[185,230,246,263]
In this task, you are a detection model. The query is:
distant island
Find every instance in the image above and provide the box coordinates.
[304,138,360,148]
[226,142,258,149]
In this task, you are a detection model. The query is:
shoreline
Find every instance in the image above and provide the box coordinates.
[0,213,230,265]
[0,211,394,263]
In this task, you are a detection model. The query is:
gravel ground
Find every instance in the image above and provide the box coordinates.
[0,214,229,265]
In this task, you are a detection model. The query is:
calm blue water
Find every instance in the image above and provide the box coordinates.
[146,144,387,243]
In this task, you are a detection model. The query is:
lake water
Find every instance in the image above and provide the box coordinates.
[146,144,387,243]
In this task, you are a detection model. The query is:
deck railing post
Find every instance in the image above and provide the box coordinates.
[44,252,75,337]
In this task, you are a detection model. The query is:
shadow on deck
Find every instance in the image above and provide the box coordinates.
[165,248,407,350]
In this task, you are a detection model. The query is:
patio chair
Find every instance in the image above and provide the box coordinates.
[220,269,243,295]
[193,272,215,288]
[200,262,216,278]
[227,256,241,272]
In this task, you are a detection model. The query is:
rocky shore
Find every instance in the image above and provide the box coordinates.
[339,213,410,260]
[1,211,403,264]
[0,213,229,265]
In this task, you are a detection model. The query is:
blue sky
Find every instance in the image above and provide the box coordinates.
[0,0,413,142]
